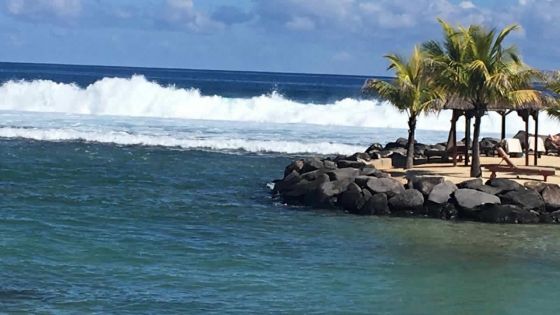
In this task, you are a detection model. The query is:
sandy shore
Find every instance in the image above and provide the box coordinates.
[388,155,560,185]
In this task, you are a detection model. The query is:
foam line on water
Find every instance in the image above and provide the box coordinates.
[0,127,364,155]
[0,75,557,134]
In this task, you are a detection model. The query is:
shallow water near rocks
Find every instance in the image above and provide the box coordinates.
[1,139,560,314]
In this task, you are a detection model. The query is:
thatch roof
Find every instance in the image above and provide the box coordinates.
[443,94,556,112]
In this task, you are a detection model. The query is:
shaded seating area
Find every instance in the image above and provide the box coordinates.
[483,147,555,181]
[445,99,549,168]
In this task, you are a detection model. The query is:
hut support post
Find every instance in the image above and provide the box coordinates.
[524,111,530,166]
[534,111,539,166]
[465,114,471,166]
[500,111,506,140]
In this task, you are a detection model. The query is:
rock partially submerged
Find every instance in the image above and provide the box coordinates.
[272,153,560,224]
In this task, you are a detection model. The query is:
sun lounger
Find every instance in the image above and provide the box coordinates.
[501,138,523,158]
[483,147,555,181]
[529,137,546,154]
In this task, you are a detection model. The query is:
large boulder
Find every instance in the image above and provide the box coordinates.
[408,175,445,197]
[388,189,424,213]
[301,157,324,173]
[454,189,501,210]
[283,174,330,198]
[485,178,524,192]
[313,178,353,206]
[276,171,302,193]
[284,160,304,177]
[428,181,458,204]
[365,143,384,156]
[339,183,368,213]
[477,185,504,195]
[361,193,390,215]
[477,204,539,224]
[360,167,389,178]
[499,189,545,212]
[323,160,338,170]
[366,178,405,197]
[327,168,360,181]
[541,185,560,212]
[457,178,483,190]
[346,152,371,162]
[337,160,366,169]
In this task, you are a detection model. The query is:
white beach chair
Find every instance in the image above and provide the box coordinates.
[501,138,523,157]
[529,137,546,154]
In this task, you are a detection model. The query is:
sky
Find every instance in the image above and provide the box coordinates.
[0,0,559,75]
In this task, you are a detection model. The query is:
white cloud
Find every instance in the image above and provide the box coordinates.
[5,0,81,18]
[285,16,315,31]
[163,0,224,33]
[459,1,476,9]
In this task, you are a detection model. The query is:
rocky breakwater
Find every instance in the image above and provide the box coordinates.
[272,155,560,224]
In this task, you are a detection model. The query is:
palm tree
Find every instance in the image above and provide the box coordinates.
[545,72,560,118]
[364,47,441,169]
[423,19,547,177]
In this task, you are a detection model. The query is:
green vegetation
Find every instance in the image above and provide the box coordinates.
[364,47,441,169]
[367,18,557,177]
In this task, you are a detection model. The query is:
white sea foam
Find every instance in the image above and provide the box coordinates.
[0,75,557,134]
[0,127,364,155]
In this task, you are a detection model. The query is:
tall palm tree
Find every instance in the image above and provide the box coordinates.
[364,47,441,169]
[423,19,547,177]
[545,73,560,118]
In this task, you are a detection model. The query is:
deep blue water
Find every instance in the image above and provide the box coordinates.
[1,63,559,314]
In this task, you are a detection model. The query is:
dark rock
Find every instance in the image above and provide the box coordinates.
[365,143,383,154]
[551,210,560,223]
[542,185,560,212]
[327,168,360,181]
[454,189,501,210]
[480,137,499,156]
[339,183,365,213]
[346,152,371,162]
[539,212,554,224]
[276,171,302,193]
[485,178,524,192]
[360,167,389,178]
[313,178,353,206]
[408,175,445,197]
[283,174,329,198]
[499,189,545,212]
[457,178,483,190]
[366,178,405,197]
[354,176,371,188]
[323,160,337,170]
[428,181,458,204]
[369,152,381,159]
[336,160,366,169]
[361,193,390,215]
[524,181,548,193]
[427,202,458,220]
[301,157,324,173]
[388,189,424,212]
[284,159,304,177]
[477,185,504,195]
[301,169,327,181]
[384,138,409,150]
[477,204,539,224]
[378,150,394,158]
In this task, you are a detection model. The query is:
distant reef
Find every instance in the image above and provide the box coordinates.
[271,149,560,224]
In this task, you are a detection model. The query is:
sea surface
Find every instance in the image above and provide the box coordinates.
[1,62,560,314]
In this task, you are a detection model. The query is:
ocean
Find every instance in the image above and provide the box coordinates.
[1,62,560,314]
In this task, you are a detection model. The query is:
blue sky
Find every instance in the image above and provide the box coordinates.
[0,0,558,75]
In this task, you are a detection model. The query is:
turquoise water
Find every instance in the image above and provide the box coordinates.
[2,139,560,314]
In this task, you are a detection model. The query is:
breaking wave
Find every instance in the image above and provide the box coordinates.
[0,127,364,155]
[0,75,557,134]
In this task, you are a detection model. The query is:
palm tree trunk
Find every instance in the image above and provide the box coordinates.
[470,113,482,177]
[406,116,416,170]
